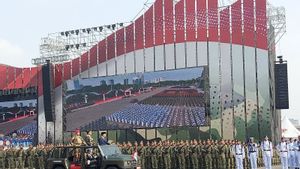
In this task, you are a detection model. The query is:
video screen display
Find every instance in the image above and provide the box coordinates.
[64,67,208,131]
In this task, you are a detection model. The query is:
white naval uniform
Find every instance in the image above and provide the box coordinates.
[232,144,245,169]
[248,143,258,169]
[276,141,288,169]
[261,140,273,169]
[294,141,300,168]
[288,142,296,168]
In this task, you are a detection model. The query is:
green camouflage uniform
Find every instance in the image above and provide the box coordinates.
[16,147,26,169]
[176,145,186,169]
[150,146,158,169]
[203,144,212,169]
[26,147,36,169]
[0,147,6,169]
[162,145,171,169]
[217,144,227,169]
[6,148,15,169]
[37,147,46,169]
[190,144,199,169]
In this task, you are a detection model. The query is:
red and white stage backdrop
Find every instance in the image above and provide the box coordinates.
[0,0,272,143]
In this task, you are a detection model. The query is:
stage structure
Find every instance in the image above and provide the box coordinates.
[0,0,287,144]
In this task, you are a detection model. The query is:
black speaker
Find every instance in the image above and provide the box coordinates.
[42,60,55,122]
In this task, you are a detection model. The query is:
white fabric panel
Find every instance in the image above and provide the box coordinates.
[220,43,232,91]
[107,59,116,76]
[54,85,63,142]
[186,42,197,67]
[80,70,89,79]
[145,47,154,72]
[232,44,244,95]
[125,52,135,74]
[165,44,175,70]
[155,45,165,71]
[197,42,208,66]
[135,49,144,73]
[89,65,98,78]
[97,62,107,77]
[38,96,46,143]
[244,46,257,99]
[175,43,186,69]
[46,122,55,143]
[209,42,220,85]
[116,55,125,75]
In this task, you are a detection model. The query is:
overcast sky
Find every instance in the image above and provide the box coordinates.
[0,0,298,119]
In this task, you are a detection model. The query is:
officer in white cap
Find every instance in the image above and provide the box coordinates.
[261,136,273,169]
[232,140,245,169]
[248,137,258,169]
[295,136,300,169]
[276,137,288,169]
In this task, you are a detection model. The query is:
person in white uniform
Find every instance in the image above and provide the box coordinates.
[295,136,300,169]
[248,137,258,169]
[276,137,289,169]
[261,136,273,169]
[288,138,296,168]
[232,140,245,169]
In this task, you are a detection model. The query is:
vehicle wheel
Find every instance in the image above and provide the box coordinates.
[106,166,118,169]
[54,166,65,169]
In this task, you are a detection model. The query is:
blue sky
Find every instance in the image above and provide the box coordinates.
[0,0,299,120]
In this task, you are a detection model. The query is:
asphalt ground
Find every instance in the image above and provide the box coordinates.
[66,87,170,131]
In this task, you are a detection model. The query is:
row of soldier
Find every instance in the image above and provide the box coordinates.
[118,137,281,169]
[0,144,52,169]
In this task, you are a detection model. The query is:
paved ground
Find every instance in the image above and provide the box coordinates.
[66,87,170,131]
[0,115,35,134]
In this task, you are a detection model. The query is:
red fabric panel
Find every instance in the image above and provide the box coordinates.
[89,45,97,67]
[30,67,38,87]
[231,0,243,45]
[81,52,89,72]
[55,64,63,88]
[186,0,196,41]
[107,33,116,60]
[37,66,43,96]
[155,0,163,45]
[0,65,7,89]
[197,0,207,41]
[63,62,71,81]
[145,6,154,48]
[164,0,174,44]
[6,66,15,89]
[175,0,185,43]
[135,16,144,50]
[116,28,125,56]
[72,58,80,77]
[243,0,255,47]
[208,0,218,41]
[98,40,107,63]
[256,0,267,50]
[220,8,230,43]
[23,68,31,88]
[15,68,23,88]
[126,23,134,53]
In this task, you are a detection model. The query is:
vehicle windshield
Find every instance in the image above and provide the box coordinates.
[100,145,122,156]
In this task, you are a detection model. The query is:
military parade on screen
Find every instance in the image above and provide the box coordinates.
[1,130,299,169]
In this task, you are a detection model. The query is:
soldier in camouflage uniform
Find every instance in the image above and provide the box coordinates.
[202,139,212,169]
[6,146,16,169]
[217,139,227,169]
[36,144,46,169]
[151,141,159,169]
[26,144,36,169]
[0,146,6,169]
[85,131,95,146]
[170,141,177,169]
[162,141,171,169]
[138,141,146,169]
[16,144,26,169]
[190,140,199,169]
[176,140,186,169]
[71,129,86,146]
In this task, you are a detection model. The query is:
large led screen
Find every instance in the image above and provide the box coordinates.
[64,67,208,131]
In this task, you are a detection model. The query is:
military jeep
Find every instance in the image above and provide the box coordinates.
[47,145,137,169]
